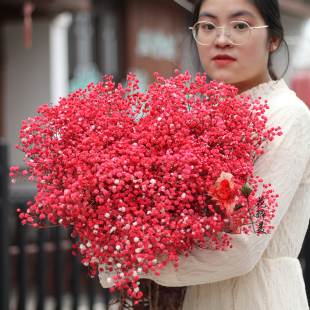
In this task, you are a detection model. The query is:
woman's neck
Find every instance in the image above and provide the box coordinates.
[233,71,273,94]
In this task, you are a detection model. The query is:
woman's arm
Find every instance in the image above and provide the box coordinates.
[99,97,310,288]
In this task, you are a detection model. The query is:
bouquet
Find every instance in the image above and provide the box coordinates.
[11,70,281,307]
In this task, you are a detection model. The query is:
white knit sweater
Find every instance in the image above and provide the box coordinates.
[99,79,310,310]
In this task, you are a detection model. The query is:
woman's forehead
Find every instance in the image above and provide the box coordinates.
[199,0,262,21]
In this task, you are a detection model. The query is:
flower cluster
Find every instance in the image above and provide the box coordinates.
[11,70,281,303]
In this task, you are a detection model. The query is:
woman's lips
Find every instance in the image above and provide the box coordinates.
[213,54,236,65]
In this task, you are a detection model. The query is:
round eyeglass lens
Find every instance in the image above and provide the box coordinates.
[226,21,251,45]
[194,22,217,45]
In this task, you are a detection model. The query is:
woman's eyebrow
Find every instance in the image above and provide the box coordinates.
[230,10,255,18]
[198,12,217,19]
[198,10,255,19]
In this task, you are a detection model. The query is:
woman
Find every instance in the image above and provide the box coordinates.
[100,0,310,309]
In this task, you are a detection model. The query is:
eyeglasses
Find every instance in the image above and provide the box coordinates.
[189,21,269,46]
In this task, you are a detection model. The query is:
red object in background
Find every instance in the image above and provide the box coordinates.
[233,218,242,234]
[23,1,35,49]
[291,70,310,110]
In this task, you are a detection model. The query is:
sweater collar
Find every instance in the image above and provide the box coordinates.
[240,79,289,101]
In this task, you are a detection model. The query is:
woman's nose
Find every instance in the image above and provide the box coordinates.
[215,28,233,47]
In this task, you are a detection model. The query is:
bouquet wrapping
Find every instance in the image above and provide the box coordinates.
[11,70,281,304]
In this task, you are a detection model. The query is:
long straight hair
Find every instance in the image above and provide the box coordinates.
[191,0,290,80]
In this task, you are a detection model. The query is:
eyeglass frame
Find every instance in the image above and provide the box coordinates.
[189,21,269,46]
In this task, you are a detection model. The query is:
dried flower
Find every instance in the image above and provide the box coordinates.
[10,71,280,303]
[208,172,241,214]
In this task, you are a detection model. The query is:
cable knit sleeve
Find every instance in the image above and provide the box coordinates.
[99,91,310,288]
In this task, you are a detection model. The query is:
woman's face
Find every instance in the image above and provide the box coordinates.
[196,0,278,93]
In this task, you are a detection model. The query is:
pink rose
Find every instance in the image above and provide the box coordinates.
[208,172,241,214]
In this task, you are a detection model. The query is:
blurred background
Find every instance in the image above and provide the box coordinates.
[0,0,309,309]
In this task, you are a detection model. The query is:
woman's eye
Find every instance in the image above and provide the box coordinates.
[201,23,215,31]
[235,23,249,30]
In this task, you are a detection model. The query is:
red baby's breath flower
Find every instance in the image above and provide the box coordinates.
[10,71,280,301]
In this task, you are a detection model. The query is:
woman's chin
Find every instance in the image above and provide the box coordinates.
[208,75,235,85]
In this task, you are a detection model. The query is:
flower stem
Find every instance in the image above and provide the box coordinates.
[149,279,152,310]
[154,283,159,310]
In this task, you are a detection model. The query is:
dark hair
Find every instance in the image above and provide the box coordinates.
[191,0,289,80]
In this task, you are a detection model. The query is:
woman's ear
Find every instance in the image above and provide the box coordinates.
[269,34,280,52]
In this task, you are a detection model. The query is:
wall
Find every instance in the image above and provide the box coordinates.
[3,19,51,166]
[124,0,191,87]
[273,12,310,84]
